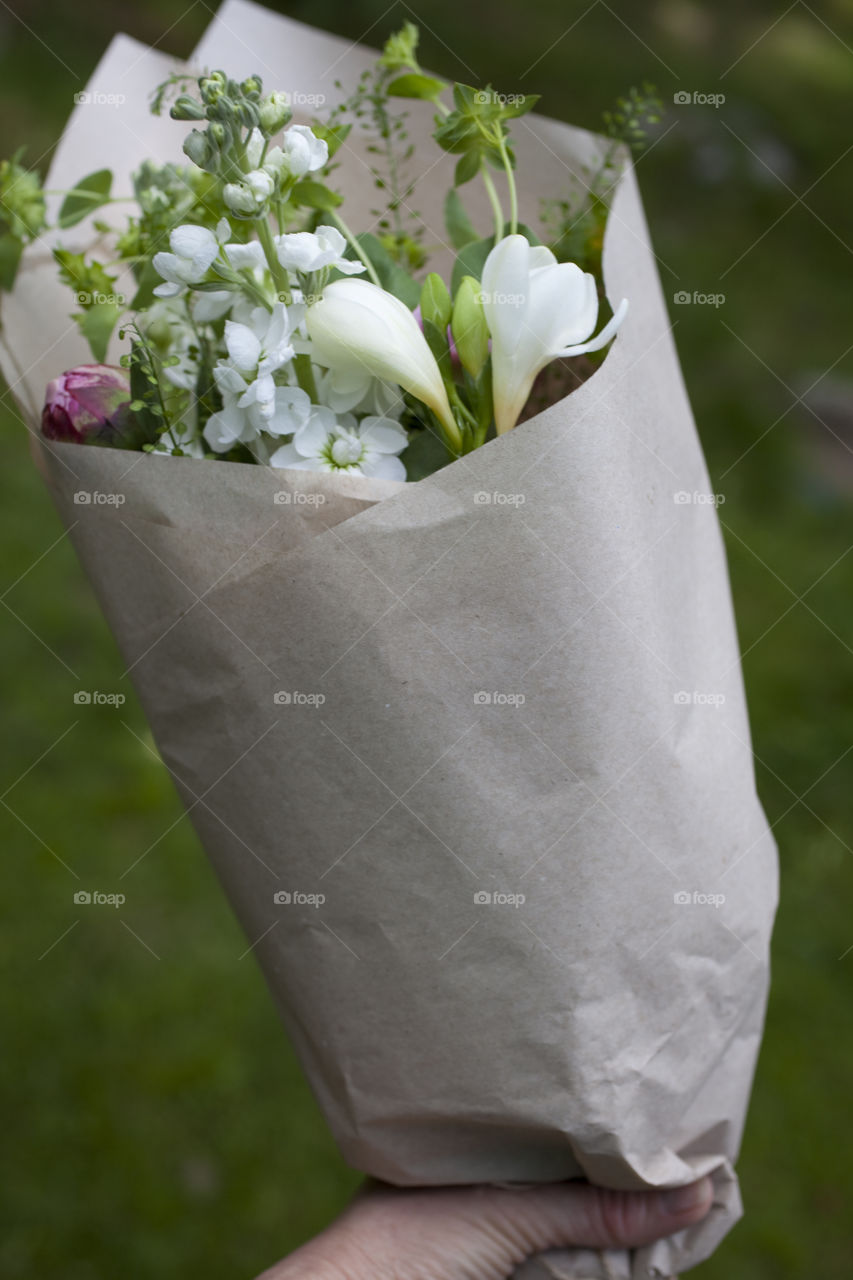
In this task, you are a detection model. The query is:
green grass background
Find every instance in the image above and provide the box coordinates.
[1,0,851,1276]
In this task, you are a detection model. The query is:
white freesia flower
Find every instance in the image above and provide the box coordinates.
[306,278,459,447]
[276,225,365,276]
[277,124,328,178]
[480,234,629,434]
[270,408,408,480]
[152,218,229,297]
[204,384,311,452]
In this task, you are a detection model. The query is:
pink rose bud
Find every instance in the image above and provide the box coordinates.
[41,364,133,446]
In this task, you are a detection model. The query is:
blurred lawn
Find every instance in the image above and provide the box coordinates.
[1,0,852,1276]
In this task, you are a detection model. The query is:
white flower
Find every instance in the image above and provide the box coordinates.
[203,384,311,452]
[317,368,403,418]
[306,278,459,448]
[270,408,408,480]
[224,241,267,272]
[215,302,298,419]
[275,225,364,276]
[277,124,328,178]
[223,168,274,215]
[152,219,229,298]
[193,290,235,323]
[245,126,265,170]
[480,234,629,435]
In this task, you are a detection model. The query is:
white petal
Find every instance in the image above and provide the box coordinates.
[225,321,262,370]
[225,241,267,271]
[360,452,406,481]
[358,416,408,455]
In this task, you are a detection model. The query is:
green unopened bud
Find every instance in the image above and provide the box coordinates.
[258,91,292,133]
[170,95,206,121]
[451,275,489,379]
[241,76,263,99]
[208,121,228,148]
[420,272,452,331]
[182,129,212,168]
[234,101,260,128]
[199,72,226,104]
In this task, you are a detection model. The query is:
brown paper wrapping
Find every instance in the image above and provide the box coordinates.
[2,5,778,1276]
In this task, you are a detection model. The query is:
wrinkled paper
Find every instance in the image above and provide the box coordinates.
[1,4,778,1276]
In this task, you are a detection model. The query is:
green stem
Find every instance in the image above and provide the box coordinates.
[329,212,382,286]
[293,352,318,402]
[497,135,518,236]
[481,166,504,243]
[257,217,291,303]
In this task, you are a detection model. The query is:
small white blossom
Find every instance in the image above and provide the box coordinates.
[276,224,364,276]
[277,124,328,178]
[152,219,229,298]
[204,384,311,452]
[270,408,408,481]
[245,126,265,170]
[223,168,274,215]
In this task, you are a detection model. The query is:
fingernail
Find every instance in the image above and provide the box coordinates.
[661,1179,711,1215]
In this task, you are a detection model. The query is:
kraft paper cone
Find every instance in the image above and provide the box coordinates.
[2,5,778,1277]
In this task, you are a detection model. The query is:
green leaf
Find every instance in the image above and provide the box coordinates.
[451,235,494,294]
[0,232,23,291]
[422,315,451,368]
[351,233,420,308]
[57,169,113,229]
[500,93,540,119]
[310,121,351,159]
[454,151,481,187]
[290,180,343,212]
[76,302,121,362]
[444,188,478,250]
[400,426,453,480]
[386,73,447,101]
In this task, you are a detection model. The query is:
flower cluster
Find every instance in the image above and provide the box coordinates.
[0,26,641,481]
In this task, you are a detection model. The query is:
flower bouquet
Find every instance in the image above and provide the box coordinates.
[0,3,777,1277]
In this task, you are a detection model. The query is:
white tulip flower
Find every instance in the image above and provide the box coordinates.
[270,408,408,481]
[480,234,629,435]
[306,278,459,447]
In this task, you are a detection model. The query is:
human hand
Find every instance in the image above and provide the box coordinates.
[256,1174,714,1280]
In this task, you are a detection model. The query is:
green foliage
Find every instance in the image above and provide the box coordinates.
[57,168,113,229]
[0,152,46,290]
[434,83,539,183]
[53,248,123,361]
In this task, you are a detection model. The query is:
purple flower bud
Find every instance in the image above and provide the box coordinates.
[41,365,134,446]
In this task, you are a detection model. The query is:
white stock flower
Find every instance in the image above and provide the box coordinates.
[152,219,229,297]
[480,234,629,434]
[306,278,459,446]
[270,408,408,480]
[275,224,365,276]
[203,384,311,452]
[216,302,297,419]
[224,240,267,272]
[277,124,328,178]
[223,168,274,215]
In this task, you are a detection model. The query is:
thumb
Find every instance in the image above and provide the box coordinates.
[472,1175,714,1260]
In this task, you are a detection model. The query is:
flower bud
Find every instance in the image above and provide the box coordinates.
[258,91,292,133]
[41,365,134,446]
[170,95,206,121]
[451,275,489,379]
[182,129,213,169]
[241,76,263,99]
[223,181,261,215]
